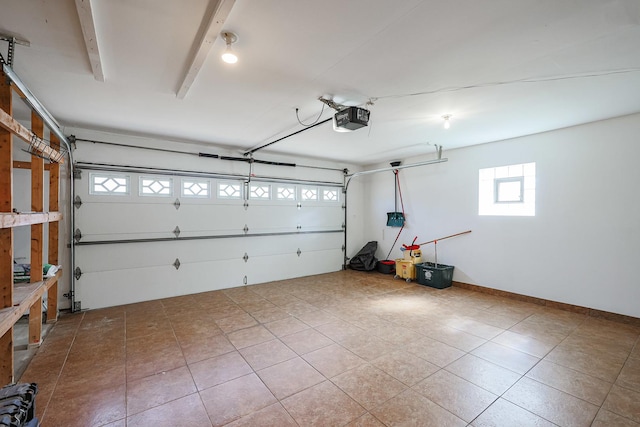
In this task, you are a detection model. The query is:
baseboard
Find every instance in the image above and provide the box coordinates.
[452,281,640,327]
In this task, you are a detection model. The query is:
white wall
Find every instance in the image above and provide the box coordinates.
[363,113,640,318]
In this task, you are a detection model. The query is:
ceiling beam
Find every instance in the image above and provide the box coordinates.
[75,0,105,82]
[176,0,237,99]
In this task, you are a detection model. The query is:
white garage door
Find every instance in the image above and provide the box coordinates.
[73,166,344,309]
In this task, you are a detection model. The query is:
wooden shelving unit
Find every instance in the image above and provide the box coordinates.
[0,68,64,384]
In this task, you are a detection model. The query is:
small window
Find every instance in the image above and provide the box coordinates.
[276,186,296,200]
[301,187,318,201]
[218,182,242,199]
[322,189,339,202]
[140,177,173,197]
[89,173,130,195]
[495,177,523,203]
[250,184,271,200]
[479,162,535,216]
[182,179,210,198]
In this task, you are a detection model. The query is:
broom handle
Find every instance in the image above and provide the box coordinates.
[417,230,472,246]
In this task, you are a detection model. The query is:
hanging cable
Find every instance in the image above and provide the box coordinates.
[296,103,326,127]
[385,169,406,261]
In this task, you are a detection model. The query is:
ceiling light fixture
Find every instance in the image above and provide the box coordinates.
[442,114,452,129]
[221,31,238,64]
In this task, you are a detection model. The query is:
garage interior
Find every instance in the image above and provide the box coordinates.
[1,1,640,426]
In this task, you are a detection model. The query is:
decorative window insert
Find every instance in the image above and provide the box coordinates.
[479,162,535,216]
[322,188,339,202]
[140,176,173,197]
[89,173,130,195]
[276,185,296,200]
[182,179,210,198]
[250,184,271,200]
[217,182,242,199]
[301,187,318,201]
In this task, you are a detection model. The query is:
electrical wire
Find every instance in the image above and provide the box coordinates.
[296,103,326,126]
[372,67,640,100]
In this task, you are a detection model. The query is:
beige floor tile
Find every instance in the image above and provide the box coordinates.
[602,384,640,424]
[345,413,387,426]
[315,320,366,342]
[339,333,398,361]
[200,374,276,425]
[503,377,599,426]
[189,351,253,391]
[256,357,325,399]
[471,398,556,427]
[294,309,339,327]
[371,388,466,427]
[370,350,439,386]
[281,380,366,426]
[250,306,291,323]
[492,330,555,358]
[126,394,211,427]
[214,312,258,333]
[303,343,365,378]
[333,364,407,410]
[592,409,640,427]
[223,403,297,427]
[525,359,613,405]
[280,328,334,354]
[423,324,487,352]
[43,383,126,427]
[617,357,640,393]
[445,353,521,395]
[239,338,297,370]
[544,346,625,382]
[126,366,197,416]
[414,369,498,422]
[226,325,276,349]
[405,336,466,367]
[471,341,540,374]
[264,316,310,337]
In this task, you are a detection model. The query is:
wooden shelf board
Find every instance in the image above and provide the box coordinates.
[0,270,62,338]
[0,212,62,228]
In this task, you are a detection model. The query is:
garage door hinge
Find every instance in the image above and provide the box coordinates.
[173,258,181,270]
[73,168,82,180]
[73,228,82,243]
[243,253,249,262]
[74,195,82,209]
[296,224,301,230]
[63,291,74,300]
[342,204,345,209]
[342,245,345,252]
[243,224,249,234]
[173,226,181,238]
[297,248,301,257]
[244,201,249,210]
[74,267,82,280]
[341,223,345,229]
[174,199,181,210]
[297,202,302,210]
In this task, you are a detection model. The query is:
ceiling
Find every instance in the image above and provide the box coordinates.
[1,0,639,165]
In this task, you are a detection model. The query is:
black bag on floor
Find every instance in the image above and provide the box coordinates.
[349,241,378,271]
[0,383,37,427]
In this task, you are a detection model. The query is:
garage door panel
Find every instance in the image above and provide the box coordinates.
[77,203,179,237]
[177,259,246,294]
[247,204,298,232]
[298,206,343,229]
[177,204,246,232]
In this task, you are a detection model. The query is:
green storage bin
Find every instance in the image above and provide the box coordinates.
[415,262,454,289]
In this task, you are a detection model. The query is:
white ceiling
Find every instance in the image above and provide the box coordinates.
[1,0,640,165]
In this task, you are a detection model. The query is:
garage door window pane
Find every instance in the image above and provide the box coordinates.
[323,189,339,202]
[182,179,210,198]
[250,184,271,199]
[301,187,318,201]
[140,177,173,197]
[276,186,296,200]
[218,182,242,199]
[90,173,130,195]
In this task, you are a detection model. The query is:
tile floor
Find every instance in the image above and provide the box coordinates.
[19,270,640,426]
